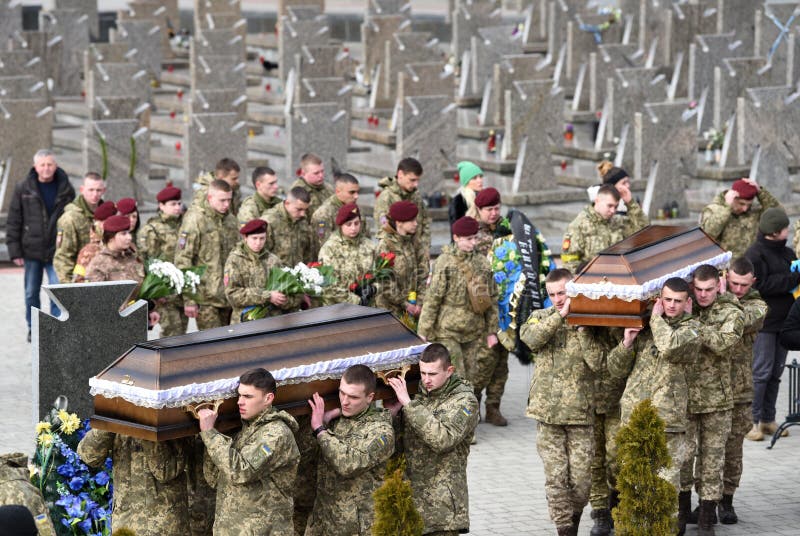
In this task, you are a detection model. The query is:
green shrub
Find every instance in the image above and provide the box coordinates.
[372,455,424,536]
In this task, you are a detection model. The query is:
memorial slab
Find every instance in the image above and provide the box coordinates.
[185,109,248,185]
[360,14,410,87]
[285,102,349,180]
[84,119,151,200]
[115,19,163,79]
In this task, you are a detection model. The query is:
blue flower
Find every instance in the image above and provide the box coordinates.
[104,457,113,472]
[91,506,109,521]
[494,272,506,283]
[94,471,110,486]
[505,260,518,272]
[57,463,76,478]
[78,518,93,533]
[495,244,508,259]
[69,476,86,491]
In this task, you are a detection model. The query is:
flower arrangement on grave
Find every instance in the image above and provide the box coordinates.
[137,259,206,301]
[703,124,727,151]
[31,399,113,536]
[579,7,623,43]
[242,262,334,321]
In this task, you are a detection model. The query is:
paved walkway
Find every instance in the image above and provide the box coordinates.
[1,265,798,534]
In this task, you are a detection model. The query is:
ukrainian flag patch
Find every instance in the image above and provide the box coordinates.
[261,444,272,456]
[461,407,473,417]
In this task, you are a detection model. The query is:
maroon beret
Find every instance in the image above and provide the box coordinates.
[388,200,418,222]
[731,179,758,200]
[452,216,479,237]
[116,197,137,215]
[474,187,501,208]
[94,201,117,222]
[335,203,361,226]
[156,186,182,203]
[103,215,131,234]
[239,219,268,236]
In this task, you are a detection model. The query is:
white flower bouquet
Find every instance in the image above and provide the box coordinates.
[138,259,206,300]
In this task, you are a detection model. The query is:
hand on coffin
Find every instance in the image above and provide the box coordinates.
[197,408,218,431]
[383,397,403,417]
[557,298,571,318]
[387,376,411,407]
[487,333,498,348]
[718,273,727,295]
[185,304,199,318]
[269,291,288,306]
[622,328,642,349]
[309,392,325,430]
[651,298,665,318]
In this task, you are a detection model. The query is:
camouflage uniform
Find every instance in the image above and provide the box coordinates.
[0,453,56,535]
[187,437,215,536]
[85,247,145,296]
[318,231,377,305]
[680,292,744,501]
[238,192,281,226]
[418,244,499,382]
[373,176,431,252]
[293,416,319,536]
[304,406,394,536]
[700,188,780,260]
[201,407,300,536]
[311,195,371,255]
[174,199,240,330]
[401,374,479,534]
[290,177,334,218]
[77,429,189,536]
[53,195,96,283]
[607,313,702,490]
[724,289,767,495]
[224,241,301,323]
[72,236,102,282]
[191,171,242,216]
[375,225,428,319]
[137,212,188,337]
[793,219,800,256]
[263,203,316,267]
[519,307,604,529]
[560,200,648,273]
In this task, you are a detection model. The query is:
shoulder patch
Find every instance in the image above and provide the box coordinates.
[369,434,389,453]
[562,234,571,252]
[261,444,272,457]
[460,407,473,417]
[178,231,188,249]
[317,221,327,238]
[223,273,229,287]
[56,229,63,248]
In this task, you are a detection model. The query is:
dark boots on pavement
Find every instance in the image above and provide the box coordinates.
[484,403,508,426]
[717,493,738,524]
[677,490,691,535]
[589,508,611,536]
[697,500,717,536]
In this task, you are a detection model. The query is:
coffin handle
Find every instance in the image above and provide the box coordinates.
[376,364,411,384]
[185,399,224,419]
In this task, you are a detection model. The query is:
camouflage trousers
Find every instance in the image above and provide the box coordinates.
[196,305,232,331]
[187,437,215,536]
[723,402,752,495]
[680,409,732,501]
[536,422,594,528]
[658,432,688,493]
[589,410,621,509]
[293,416,319,536]
[158,304,189,337]
[471,343,509,407]
[437,337,488,385]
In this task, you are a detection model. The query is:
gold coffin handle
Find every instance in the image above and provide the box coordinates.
[376,364,412,384]
[185,399,224,420]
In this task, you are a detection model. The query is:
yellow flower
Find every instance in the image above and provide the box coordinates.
[57,409,70,423]
[60,413,81,435]
[37,433,54,448]
[35,421,51,435]
[28,463,39,479]
[508,250,517,261]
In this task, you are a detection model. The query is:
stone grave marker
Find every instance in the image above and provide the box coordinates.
[361,15,410,87]
[638,0,674,68]
[688,32,746,133]
[717,0,757,53]
[191,88,248,120]
[294,44,348,79]
[748,142,791,201]
[32,281,147,421]
[83,42,135,74]
[55,0,99,40]
[195,0,242,30]
[521,0,548,46]
[0,0,22,45]
[115,19,163,79]
[0,75,48,100]
[755,1,800,87]
[367,0,409,20]
[117,0,173,58]
[84,119,150,200]
[588,43,641,113]
[379,32,443,107]
[185,107,248,185]
[470,25,525,96]
[279,0,324,17]
[278,8,330,81]
[713,56,784,130]
[196,27,246,58]
[190,48,247,93]
[566,12,625,84]
[481,53,552,127]
[452,0,502,61]
[285,101,349,179]
[39,8,91,96]
[605,66,669,142]
[397,62,453,99]
[8,31,59,88]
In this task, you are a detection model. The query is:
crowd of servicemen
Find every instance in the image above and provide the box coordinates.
[3,149,800,536]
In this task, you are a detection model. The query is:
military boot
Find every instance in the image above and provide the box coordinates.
[589,508,611,536]
[718,494,738,524]
[677,490,692,536]
[484,403,508,426]
[697,500,717,535]
[570,510,583,536]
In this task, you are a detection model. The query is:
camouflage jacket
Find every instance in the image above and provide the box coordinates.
[137,212,183,262]
[85,247,145,297]
[376,226,429,317]
[72,237,102,282]
[201,407,300,536]
[402,375,478,533]
[793,220,800,256]
[77,429,189,536]
[688,292,745,414]
[305,405,394,536]
[290,177,334,218]
[474,218,511,258]
[561,201,648,272]
[418,244,499,343]
[592,328,627,414]
[191,171,242,215]
[263,202,316,267]
[607,313,701,432]
[731,288,768,404]
[519,307,604,425]
[318,231,377,305]
[311,195,372,254]
[174,199,240,308]
[238,192,281,227]
[224,241,300,323]
[0,453,56,535]
[54,195,96,283]
[373,176,432,252]
[700,188,780,259]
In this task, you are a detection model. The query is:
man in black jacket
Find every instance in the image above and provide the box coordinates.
[6,149,75,341]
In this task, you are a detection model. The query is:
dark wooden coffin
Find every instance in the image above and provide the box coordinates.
[90,304,424,441]
[566,225,729,328]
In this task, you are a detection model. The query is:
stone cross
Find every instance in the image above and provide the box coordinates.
[379,32,443,108]
[294,44,350,79]
[397,62,453,100]
[713,56,783,130]
[470,25,525,96]
[360,14,410,88]
[278,8,330,81]
[115,19,163,79]
[83,42,136,74]
[717,0,757,53]
[0,76,48,101]
[117,0,175,59]
[452,0,502,61]
[755,1,800,86]
[605,66,669,141]
[84,119,151,200]
[0,0,22,45]
[38,8,91,96]
[480,53,552,127]
[55,0,99,40]
[279,0,324,17]
[367,0,410,20]
[285,101,349,179]
[588,43,641,113]
[195,27,247,58]
[688,32,746,133]
[185,107,248,185]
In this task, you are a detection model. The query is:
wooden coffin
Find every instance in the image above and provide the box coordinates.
[566,225,730,327]
[90,304,425,441]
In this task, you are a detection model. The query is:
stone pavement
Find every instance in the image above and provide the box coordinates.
[1,264,799,534]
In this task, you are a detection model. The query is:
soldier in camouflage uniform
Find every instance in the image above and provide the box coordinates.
[305,365,395,536]
[385,343,479,535]
[376,201,428,323]
[318,204,377,306]
[175,180,240,330]
[680,264,744,536]
[561,183,648,273]
[0,453,55,535]
[224,219,300,323]
[117,197,140,246]
[190,158,242,216]
[238,166,282,226]
[418,217,499,391]
[607,277,702,535]
[72,201,116,282]
[264,187,316,267]
[719,258,767,524]
[700,178,780,260]
[53,172,106,283]
[311,173,369,253]
[137,186,189,337]
[78,430,189,535]
[290,153,334,219]
[519,268,605,536]
[198,368,300,536]
[374,157,432,253]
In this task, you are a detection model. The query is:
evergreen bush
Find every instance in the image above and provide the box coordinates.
[372,455,424,536]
